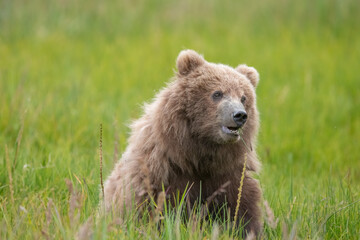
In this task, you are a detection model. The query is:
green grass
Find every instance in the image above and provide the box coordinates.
[1,0,360,239]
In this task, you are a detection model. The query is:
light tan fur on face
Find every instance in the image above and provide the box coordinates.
[103,50,262,237]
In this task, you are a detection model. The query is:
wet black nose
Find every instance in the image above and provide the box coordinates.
[233,110,248,127]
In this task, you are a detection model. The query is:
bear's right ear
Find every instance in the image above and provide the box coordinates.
[176,50,205,76]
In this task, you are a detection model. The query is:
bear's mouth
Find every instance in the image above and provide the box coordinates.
[222,126,240,136]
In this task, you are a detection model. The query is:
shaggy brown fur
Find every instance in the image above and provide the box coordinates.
[104,50,262,236]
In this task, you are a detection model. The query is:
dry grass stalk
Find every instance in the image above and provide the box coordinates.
[154,191,166,224]
[13,116,24,171]
[5,144,14,204]
[76,217,93,240]
[19,205,28,213]
[289,221,297,240]
[287,196,297,219]
[41,199,53,240]
[233,153,248,230]
[186,195,192,217]
[282,221,289,239]
[206,181,231,205]
[239,130,252,152]
[175,219,181,240]
[211,223,220,240]
[99,123,104,199]
[65,179,75,223]
[66,178,74,195]
[65,179,81,226]
[46,199,53,229]
[189,212,198,234]
[264,200,279,229]
[245,230,256,240]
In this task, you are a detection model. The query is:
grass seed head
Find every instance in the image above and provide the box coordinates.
[76,217,93,240]
[233,153,247,230]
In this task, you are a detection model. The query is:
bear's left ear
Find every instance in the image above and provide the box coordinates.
[236,64,260,88]
[176,50,206,76]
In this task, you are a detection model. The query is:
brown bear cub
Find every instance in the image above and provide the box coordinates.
[104,50,262,236]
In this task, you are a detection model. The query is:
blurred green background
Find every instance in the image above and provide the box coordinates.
[1,0,359,238]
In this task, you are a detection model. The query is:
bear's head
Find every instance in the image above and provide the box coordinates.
[175,50,259,144]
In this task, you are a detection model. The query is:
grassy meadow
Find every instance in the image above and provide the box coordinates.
[1,0,360,239]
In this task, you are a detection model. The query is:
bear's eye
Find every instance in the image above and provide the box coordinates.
[241,95,246,103]
[212,91,223,100]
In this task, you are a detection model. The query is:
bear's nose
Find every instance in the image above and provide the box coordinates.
[233,110,248,127]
